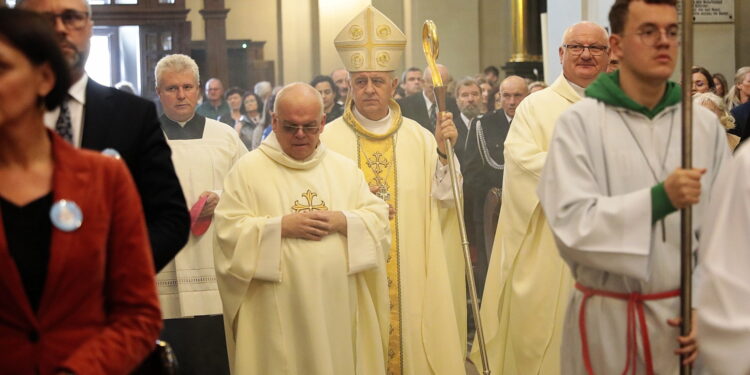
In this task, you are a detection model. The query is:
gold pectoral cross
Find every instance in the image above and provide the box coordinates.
[367,152,392,201]
[291,190,328,213]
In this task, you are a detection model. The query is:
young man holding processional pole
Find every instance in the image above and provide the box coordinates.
[537,0,728,374]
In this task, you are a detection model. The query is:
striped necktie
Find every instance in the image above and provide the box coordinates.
[55,97,73,143]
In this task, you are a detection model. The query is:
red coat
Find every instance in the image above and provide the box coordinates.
[0,132,162,375]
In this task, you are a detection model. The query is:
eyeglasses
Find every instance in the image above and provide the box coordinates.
[632,25,680,46]
[41,10,90,30]
[282,124,320,135]
[562,44,608,56]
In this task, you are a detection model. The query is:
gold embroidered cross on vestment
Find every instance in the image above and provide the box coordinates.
[291,190,328,213]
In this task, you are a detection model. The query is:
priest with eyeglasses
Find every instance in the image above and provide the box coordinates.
[213,82,391,375]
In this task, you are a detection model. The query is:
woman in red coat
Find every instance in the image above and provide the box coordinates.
[0,9,162,375]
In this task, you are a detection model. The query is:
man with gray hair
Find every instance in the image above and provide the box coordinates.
[213,82,390,374]
[155,53,247,374]
[471,21,610,374]
[197,77,230,120]
[398,63,461,134]
[18,0,190,272]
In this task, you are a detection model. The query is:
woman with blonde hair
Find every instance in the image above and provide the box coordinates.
[726,66,750,110]
[694,92,740,151]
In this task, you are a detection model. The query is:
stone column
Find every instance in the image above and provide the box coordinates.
[200,0,230,84]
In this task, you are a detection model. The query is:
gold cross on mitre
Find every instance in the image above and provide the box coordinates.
[334,6,407,72]
[291,189,329,213]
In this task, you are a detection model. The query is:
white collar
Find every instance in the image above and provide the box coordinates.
[353,106,392,135]
[69,73,88,104]
[565,78,586,97]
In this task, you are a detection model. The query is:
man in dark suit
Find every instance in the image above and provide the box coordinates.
[398,63,461,135]
[463,75,528,294]
[19,0,189,271]
[453,78,482,167]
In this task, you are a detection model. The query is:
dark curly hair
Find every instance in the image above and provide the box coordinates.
[0,8,71,110]
[310,75,340,105]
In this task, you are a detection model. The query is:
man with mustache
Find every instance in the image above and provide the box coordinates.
[538,0,728,373]
[17,0,189,271]
[470,21,609,374]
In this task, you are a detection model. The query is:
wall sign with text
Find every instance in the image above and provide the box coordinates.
[678,0,735,23]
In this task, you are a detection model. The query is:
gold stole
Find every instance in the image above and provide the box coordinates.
[343,99,404,374]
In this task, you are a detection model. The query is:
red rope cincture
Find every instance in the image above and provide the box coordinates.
[575,282,680,375]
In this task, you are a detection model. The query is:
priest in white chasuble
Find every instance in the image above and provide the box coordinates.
[154,54,247,374]
[470,21,609,375]
[538,1,728,373]
[320,6,466,374]
[213,83,391,375]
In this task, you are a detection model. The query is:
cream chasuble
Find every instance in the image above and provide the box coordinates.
[158,116,247,319]
[470,75,580,374]
[538,99,727,374]
[321,99,465,375]
[213,134,391,375]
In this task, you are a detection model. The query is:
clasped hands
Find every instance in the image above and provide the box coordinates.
[281,211,347,241]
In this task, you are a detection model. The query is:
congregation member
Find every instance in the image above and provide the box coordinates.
[484,65,500,86]
[727,66,750,110]
[197,77,231,120]
[729,67,750,140]
[696,142,750,375]
[214,83,391,374]
[477,78,497,114]
[463,75,528,294]
[321,6,466,373]
[538,0,728,373]
[453,78,483,162]
[331,67,350,105]
[694,92,741,151]
[401,66,424,97]
[253,80,272,103]
[154,54,247,374]
[235,91,264,150]
[398,63,460,134]
[218,86,244,127]
[528,80,548,93]
[18,0,189,272]
[691,66,714,96]
[471,21,610,374]
[0,9,161,373]
[712,72,728,97]
[311,74,344,122]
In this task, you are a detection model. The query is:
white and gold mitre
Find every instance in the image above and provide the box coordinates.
[334,5,406,72]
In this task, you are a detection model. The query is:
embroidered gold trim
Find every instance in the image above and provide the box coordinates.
[349,109,403,374]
